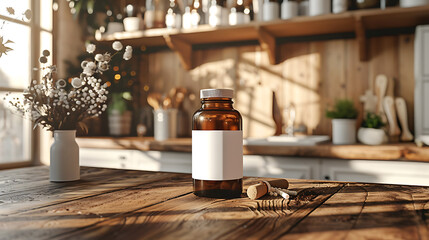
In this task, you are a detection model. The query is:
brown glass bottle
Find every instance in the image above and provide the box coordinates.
[192,89,243,199]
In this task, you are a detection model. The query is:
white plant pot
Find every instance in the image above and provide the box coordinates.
[50,130,80,182]
[123,17,141,32]
[108,110,132,136]
[357,127,387,145]
[332,119,356,145]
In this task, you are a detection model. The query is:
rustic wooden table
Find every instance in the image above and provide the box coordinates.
[1,166,428,240]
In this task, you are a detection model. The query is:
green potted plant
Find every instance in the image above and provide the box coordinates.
[107,92,133,136]
[357,112,387,145]
[326,99,358,144]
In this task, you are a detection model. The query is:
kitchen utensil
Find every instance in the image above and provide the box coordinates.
[395,97,413,141]
[148,93,162,110]
[272,91,283,136]
[375,74,388,120]
[163,96,172,109]
[383,96,401,137]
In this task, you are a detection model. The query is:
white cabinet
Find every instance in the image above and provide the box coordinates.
[80,148,134,169]
[243,155,321,179]
[132,151,192,173]
[80,148,429,186]
[80,148,192,174]
[414,25,429,138]
[321,159,429,186]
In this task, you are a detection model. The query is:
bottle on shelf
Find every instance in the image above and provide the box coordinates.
[298,0,309,16]
[309,0,331,16]
[262,0,280,21]
[229,0,251,25]
[332,0,349,13]
[144,0,155,29]
[165,0,182,29]
[281,0,298,19]
[182,6,193,29]
[192,89,243,199]
[209,0,228,27]
[186,0,204,28]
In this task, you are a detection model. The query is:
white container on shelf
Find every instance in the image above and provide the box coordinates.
[309,0,331,16]
[262,1,280,21]
[154,109,178,141]
[123,17,141,32]
[332,119,356,145]
[332,0,348,14]
[400,0,429,7]
[299,0,309,16]
[281,0,298,19]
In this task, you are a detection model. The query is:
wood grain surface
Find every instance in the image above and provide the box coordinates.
[1,166,428,240]
[76,137,429,162]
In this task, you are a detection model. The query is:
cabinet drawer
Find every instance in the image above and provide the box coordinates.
[322,159,429,186]
[80,148,133,169]
[244,155,321,179]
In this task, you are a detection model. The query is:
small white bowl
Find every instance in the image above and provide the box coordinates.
[357,127,387,145]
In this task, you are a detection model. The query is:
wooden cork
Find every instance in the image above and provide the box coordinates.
[247,179,289,200]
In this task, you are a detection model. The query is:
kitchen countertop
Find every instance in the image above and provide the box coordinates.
[76,137,429,162]
[1,166,428,239]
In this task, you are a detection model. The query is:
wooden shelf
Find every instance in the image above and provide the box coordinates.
[76,136,429,162]
[96,5,429,70]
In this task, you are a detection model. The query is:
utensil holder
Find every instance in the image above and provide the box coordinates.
[154,109,177,141]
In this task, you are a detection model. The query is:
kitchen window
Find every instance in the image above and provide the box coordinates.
[0,0,53,168]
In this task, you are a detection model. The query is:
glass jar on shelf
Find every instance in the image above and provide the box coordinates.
[165,0,182,29]
[209,0,228,27]
[229,0,251,25]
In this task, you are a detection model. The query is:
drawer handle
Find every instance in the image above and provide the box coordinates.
[119,156,126,160]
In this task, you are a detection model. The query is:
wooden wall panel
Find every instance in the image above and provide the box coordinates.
[141,35,415,138]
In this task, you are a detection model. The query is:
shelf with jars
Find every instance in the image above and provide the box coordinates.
[94,4,429,70]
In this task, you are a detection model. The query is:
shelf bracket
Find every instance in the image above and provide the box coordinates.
[164,34,193,70]
[257,26,279,65]
[355,16,368,62]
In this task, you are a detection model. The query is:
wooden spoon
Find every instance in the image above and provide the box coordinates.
[148,93,161,110]
[395,97,413,141]
[375,74,388,120]
[272,91,283,136]
[383,96,401,137]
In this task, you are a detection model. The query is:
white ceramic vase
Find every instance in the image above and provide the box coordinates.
[50,130,80,182]
[357,127,387,145]
[332,119,356,145]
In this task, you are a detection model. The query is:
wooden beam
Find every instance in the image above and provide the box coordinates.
[257,26,278,65]
[164,34,193,70]
[355,16,368,62]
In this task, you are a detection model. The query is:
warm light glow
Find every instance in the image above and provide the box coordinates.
[113,66,119,71]
[121,71,127,76]
[130,71,136,76]
[143,85,149,91]
[106,81,111,87]
[114,74,121,80]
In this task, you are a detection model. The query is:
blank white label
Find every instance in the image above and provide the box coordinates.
[192,130,243,180]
